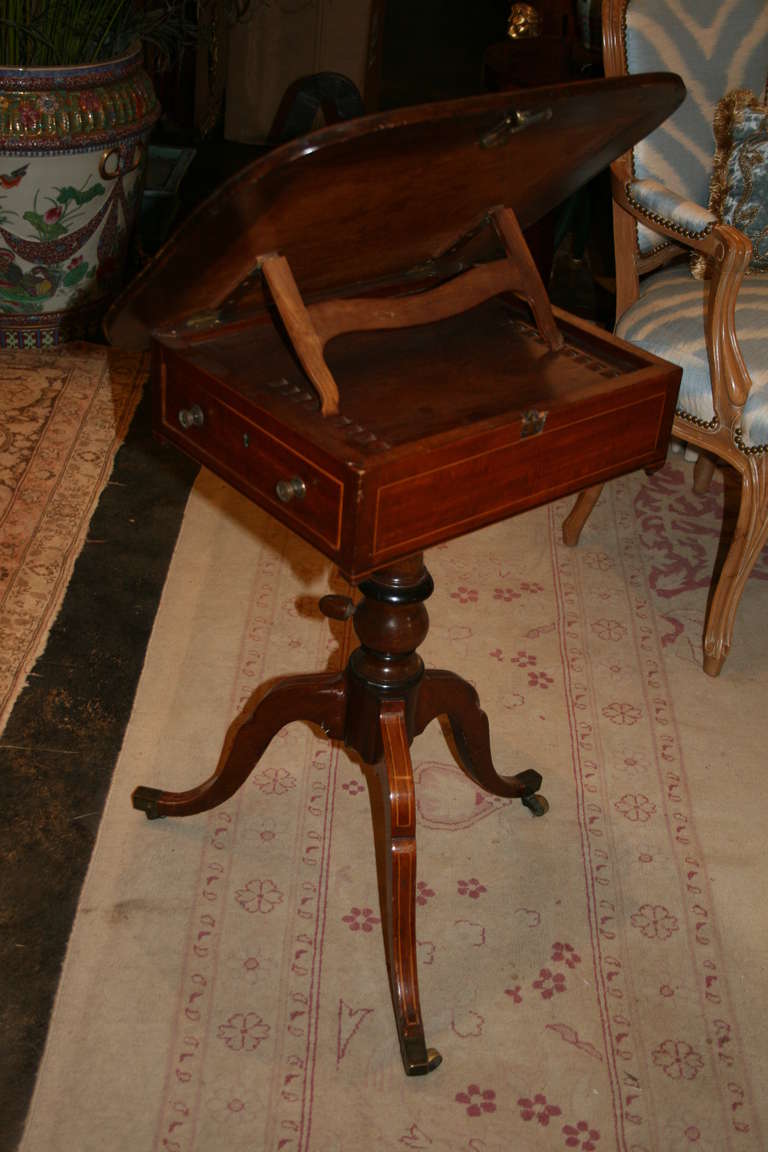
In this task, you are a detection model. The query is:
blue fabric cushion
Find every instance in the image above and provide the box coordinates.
[622,0,768,254]
[616,264,768,446]
[713,90,768,272]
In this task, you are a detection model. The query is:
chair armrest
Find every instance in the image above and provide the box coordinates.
[614,175,754,410]
[621,178,717,249]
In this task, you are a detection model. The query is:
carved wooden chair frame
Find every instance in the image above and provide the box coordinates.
[564,0,767,676]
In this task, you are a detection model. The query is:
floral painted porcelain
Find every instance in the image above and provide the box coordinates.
[0,47,159,349]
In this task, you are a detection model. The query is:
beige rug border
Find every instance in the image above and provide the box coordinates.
[18,472,268,1149]
[0,345,145,733]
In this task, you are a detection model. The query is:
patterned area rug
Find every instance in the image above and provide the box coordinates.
[19,463,768,1152]
[0,345,144,732]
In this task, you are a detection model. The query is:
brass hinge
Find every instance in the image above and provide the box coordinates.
[479,106,552,149]
[184,310,222,330]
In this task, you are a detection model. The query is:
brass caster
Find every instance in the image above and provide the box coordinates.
[132,786,166,820]
[405,1046,443,1076]
[521,792,549,817]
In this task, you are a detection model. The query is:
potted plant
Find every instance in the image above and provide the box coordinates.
[0,2,192,349]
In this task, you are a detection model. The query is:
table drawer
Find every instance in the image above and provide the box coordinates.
[371,387,668,560]
[160,367,344,551]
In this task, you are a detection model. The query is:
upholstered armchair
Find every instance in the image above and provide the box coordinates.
[563,0,768,675]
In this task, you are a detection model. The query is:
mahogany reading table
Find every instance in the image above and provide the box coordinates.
[107,73,684,1075]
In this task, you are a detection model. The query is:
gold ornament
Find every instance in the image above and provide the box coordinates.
[507,3,542,38]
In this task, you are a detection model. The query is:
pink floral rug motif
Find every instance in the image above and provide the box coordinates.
[0,344,144,733]
[19,463,768,1152]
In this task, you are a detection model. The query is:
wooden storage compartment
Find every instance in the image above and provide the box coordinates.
[154,298,679,580]
[159,354,345,552]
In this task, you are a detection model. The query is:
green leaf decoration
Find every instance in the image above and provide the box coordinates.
[63,262,89,287]
[56,184,106,207]
[22,209,45,231]
[22,210,67,241]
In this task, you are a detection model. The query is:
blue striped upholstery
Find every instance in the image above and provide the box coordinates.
[627,177,717,234]
[616,265,768,446]
[623,0,768,253]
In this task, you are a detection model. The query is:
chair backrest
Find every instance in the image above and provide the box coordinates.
[604,0,768,255]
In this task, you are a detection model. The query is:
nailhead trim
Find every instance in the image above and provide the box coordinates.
[675,408,719,430]
[625,185,716,242]
[676,408,768,456]
[734,426,768,455]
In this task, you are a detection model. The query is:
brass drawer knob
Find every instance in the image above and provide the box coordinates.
[275,476,306,503]
[178,405,204,429]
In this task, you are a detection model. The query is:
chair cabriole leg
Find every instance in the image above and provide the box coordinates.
[562,483,604,546]
[693,451,716,494]
[703,454,768,675]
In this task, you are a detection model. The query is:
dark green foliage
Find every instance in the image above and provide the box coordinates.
[0,1,196,67]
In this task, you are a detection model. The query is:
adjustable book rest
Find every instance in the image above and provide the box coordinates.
[106,73,684,1075]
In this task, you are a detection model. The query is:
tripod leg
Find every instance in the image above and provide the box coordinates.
[373,700,442,1075]
[132,671,347,819]
[415,669,548,816]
